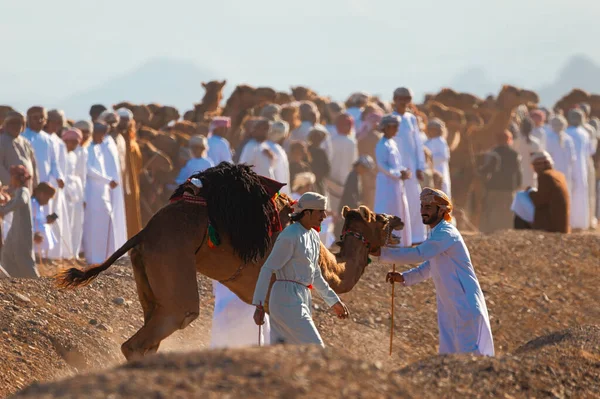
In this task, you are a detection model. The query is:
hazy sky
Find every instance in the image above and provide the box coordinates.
[2,0,600,114]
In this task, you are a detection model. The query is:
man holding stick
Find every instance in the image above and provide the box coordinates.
[376,187,494,356]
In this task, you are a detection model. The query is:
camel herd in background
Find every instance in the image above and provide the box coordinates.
[1,82,599,228]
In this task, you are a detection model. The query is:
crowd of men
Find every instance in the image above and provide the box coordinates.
[0,87,598,279]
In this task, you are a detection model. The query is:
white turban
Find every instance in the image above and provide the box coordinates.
[189,135,208,148]
[99,110,120,125]
[379,114,401,129]
[292,172,316,193]
[531,151,554,166]
[117,108,134,120]
[293,191,327,213]
[73,120,93,132]
[268,121,289,142]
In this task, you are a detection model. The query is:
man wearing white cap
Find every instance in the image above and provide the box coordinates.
[380,188,494,357]
[392,87,427,244]
[253,192,349,346]
[176,135,214,184]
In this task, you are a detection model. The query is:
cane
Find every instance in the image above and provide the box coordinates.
[258,301,263,347]
[389,263,396,356]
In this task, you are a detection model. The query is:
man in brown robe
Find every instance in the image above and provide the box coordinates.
[529,151,570,233]
[118,110,143,237]
[0,112,39,191]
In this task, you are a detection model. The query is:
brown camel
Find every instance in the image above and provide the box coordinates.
[554,88,600,119]
[138,140,173,226]
[186,80,227,123]
[56,164,403,360]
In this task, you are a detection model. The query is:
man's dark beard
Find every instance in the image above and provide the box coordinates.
[422,213,442,226]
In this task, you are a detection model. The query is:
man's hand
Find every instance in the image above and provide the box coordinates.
[46,215,57,224]
[57,179,65,189]
[109,181,118,189]
[416,170,425,182]
[386,272,404,285]
[34,233,43,244]
[262,148,274,160]
[331,301,350,319]
[400,170,412,180]
[253,305,265,325]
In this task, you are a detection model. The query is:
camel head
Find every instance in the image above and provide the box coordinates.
[338,205,404,255]
[496,85,539,111]
[200,80,226,111]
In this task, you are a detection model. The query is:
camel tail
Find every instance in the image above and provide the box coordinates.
[55,232,143,289]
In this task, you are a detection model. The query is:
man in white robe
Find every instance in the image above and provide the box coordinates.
[99,113,128,248]
[238,118,277,179]
[252,192,349,346]
[22,107,67,258]
[328,114,358,214]
[565,109,593,230]
[288,102,333,160]
[530,110,547,150]
[266,121,291,195]
[514,117,542,189]
[62,128,87,258]
[83,123,116,264]
[425,118,452,198]
[210,281,270,348]
[392,87,426,244]
[45,110,74,259]
[207,117,233,165]
[374,114,412,246]
[379,188,494,357]
[546,115,576,192]
[345,92,369,135]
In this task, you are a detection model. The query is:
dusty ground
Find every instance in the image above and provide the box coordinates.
[2,230,600,398]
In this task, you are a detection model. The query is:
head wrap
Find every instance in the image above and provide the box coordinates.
[73,120,93,132]
[34,182,56,197]
[420,187,452,221]
[268,121,289,142]
[497,130,513,145]
[62,128,83,143]
[260,104,281,121]
[393,87,413,98]
[292,172,316,193]
[550,115,567,133]
[357,110,384,140]
[308,126,328,144]
[47,109,66,123]
[93,122,108,134]
[578,103,591,116]
[530,109,546,124]
[347,92,369,107]
[531,151,554,167]
[179,147,192,161]
[379,114,401,130]
[589,117,600,133]
[353,155,375,170]
[2,111,25,126]
[209,117,231,133]
[327,102,344,115]
[9,165,31,184]
[189,135,208,148]
[427,118,447,136]
[567,108,584,127]
[117,108,134,120]
[99,110,120,125]
[293,191,327,213]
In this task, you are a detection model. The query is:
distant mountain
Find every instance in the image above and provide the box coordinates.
[537,54,600,106]
[58,58,222,119]
[449,67,498,99]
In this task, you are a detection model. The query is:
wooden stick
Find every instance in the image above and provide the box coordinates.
[258,301,262,347]
[390,263,396,356]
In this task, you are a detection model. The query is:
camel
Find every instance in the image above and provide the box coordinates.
[138,140,173,225]
[185,80,227,123]
[554,89,600,119]
[56,163,403,360]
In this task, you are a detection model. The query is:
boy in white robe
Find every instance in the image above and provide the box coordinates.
[253,192,349,346]
[380,188,494,357]
[374,114,412,246]
[514,117,542,189]
[546,116,576,192]
[328,114,358,214]
[425,118,452,198]
[176,135,215,184]
[31,183,58,260]
[392,87,427,244]
[84,123,116,264]
[62,129,87,258]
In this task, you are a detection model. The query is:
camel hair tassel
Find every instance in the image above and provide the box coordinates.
[390,263,396,356]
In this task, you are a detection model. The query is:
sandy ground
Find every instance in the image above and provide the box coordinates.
[2,230,599,398]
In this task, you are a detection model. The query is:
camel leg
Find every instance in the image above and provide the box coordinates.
[122,252,199,361]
